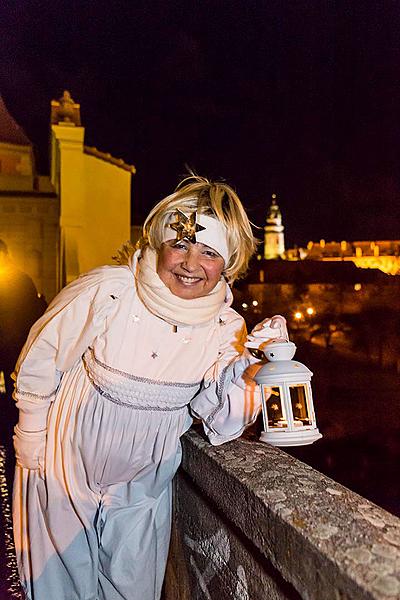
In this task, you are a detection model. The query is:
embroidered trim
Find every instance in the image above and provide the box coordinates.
[89,380,188,412]
[15,387,57,401]
[91,350,201,388]
[205,363,231,425]
[83,349,200,410]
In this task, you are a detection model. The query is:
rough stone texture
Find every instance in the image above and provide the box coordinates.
[165,428,400,600]
[166,474,300,600]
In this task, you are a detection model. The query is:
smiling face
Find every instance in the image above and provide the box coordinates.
[156,240,225,299]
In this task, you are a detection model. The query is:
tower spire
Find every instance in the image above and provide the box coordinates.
[264,193,285,259]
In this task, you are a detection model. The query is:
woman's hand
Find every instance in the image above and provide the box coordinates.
[13,424,46,471]
[245,315,288,353]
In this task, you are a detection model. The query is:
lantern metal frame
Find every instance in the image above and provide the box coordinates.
[255,341,322,447]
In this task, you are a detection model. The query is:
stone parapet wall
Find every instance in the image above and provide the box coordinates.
[165,429,400,600]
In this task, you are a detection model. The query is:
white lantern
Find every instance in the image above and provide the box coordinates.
[254,341,322,446]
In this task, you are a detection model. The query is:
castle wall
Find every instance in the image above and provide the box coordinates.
[0,142,34,191]
[0,192,59,302]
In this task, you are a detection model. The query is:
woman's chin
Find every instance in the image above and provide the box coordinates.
[171,285,204,300]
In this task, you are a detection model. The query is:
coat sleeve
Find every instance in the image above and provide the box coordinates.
[13,266,130,432]
[190,309,262,446]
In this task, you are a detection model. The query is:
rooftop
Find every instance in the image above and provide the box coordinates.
[0,95,31,146]
[84,146,136,173]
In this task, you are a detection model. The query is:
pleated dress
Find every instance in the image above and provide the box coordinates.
[12,257,260,600]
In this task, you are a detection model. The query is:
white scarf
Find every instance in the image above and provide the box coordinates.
[133,248,228,326]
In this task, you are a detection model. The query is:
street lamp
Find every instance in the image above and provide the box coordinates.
[254,339,322,447]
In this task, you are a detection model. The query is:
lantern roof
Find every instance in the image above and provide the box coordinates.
[255,359,312,384]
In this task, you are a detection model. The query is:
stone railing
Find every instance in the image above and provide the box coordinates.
[165,429,400,600]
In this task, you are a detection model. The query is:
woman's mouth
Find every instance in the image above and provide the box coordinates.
[174,273,203,285]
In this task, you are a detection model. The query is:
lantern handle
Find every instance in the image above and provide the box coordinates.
[270,315,289,342]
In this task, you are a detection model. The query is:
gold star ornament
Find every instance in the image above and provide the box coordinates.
[169,209,206,243]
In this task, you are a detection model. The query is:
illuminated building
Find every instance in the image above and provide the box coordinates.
[264,193,285,259]
[0,94,58,300]
[0,92,135,301]
[294,239,400,276]
[263,194,399,276]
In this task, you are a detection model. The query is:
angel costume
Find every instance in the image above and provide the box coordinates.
[12,249,261,600]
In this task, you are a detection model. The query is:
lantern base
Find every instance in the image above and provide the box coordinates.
[259,428,322,447]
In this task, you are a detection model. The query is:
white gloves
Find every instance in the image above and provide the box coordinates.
[245,315,288,353]
[13,424,46,470]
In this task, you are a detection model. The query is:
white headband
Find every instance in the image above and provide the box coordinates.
[162,210,230,265]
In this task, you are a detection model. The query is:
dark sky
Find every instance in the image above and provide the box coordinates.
[1,0,399,247]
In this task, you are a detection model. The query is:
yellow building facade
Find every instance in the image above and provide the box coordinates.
[0,92,135,301]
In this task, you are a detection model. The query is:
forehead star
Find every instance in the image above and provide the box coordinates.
[169,209,206,243]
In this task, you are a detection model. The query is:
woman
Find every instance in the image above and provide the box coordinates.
[12,175,283,600]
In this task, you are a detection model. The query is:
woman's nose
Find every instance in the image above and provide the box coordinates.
[182,248,200,272]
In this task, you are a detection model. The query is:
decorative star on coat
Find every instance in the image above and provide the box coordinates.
[169,210,205,243]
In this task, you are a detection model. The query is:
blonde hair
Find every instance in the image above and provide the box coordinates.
[139,174,257,283]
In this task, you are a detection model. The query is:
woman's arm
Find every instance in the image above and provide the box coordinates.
[190,310,262,446]
[13,266,129,467]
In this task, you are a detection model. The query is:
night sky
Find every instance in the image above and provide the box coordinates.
[1,1,399,247]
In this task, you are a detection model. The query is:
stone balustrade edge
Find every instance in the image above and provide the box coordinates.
[177,429,400,600]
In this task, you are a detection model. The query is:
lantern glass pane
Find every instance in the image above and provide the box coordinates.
[264,386,288,428]
[289,385,311,426]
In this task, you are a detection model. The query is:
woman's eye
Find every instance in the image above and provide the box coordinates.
[173,242,188,251]
[203,250,218,258]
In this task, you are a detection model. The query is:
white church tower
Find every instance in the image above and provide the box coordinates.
[264,193,285,259]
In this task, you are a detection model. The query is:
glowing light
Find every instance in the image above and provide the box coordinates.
[242,302,248,309]
[294,312,303,320]
[354,283,362,291]
[306,307,314,316]
[252,300,258,307]
[353,256,400,275]
[0,371,5,394]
